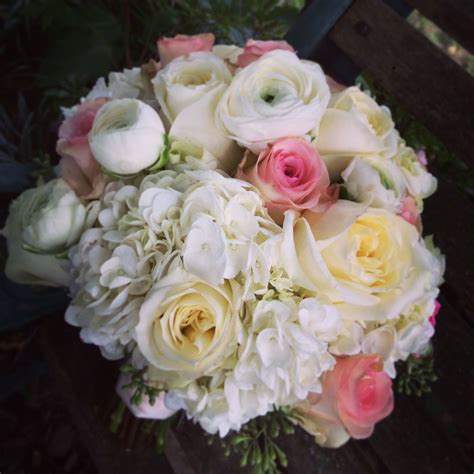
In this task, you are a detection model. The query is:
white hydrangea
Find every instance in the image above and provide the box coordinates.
[66,169,280,359]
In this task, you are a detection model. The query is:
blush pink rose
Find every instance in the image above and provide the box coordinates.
[56,97,109,199]
[416,149,428,168]
[116,374,176,420]
[157,33,215,67]
[237,138,338,224]
[237,39,295,67]
[398,196,422,233]
[429,300,441,327]
[298,355,393,446]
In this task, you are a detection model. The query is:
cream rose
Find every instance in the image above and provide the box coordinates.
[89,98,166,175]
[135,269,242,387]
[281,204,444,322]
[216,50,330,153]
[153,52,240,174]
[318,87,399,178]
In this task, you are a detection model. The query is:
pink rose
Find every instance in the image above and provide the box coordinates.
[398,196,422,233]
[237,39,295,67]
[157,33,215,67]
[56,97,109,199]
[429,300,441,327]
[237,138,338,224]
[116,374,176,420]
[298,354,393,447]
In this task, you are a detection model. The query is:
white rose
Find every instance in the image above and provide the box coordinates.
[216,50,330,153]
[135,268,242,387]
[1,178,92,286]
[393,145,437,202]
[281,205,444,322]
[318,87,399,177]
[153,52,241,174]
[361,325,398,376]
[341,156,407,212]
[89,98,166,175]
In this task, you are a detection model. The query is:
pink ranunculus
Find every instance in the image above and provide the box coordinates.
[429,300,441,327]
[56,97,109,199]
[157,33,215,67]
[398,196,422,233]
[236,39,295,68]
[299,355,393,446]
[237,138,338,225]
[116,374,177,420]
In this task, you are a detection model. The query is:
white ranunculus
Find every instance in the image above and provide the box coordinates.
[393,145,437,202]
[341,156,407,212]
[89,98,166,175]
[153,52,241,174]
[281,205,444,322]
[1,178,93,287]
[216,50,330,153]
[136,268,242,387]
[153,51,232,123]
[18,179,89,253]
[318,87,399,178]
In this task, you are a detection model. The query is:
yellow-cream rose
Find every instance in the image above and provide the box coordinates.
[317,87,399,178]
[282,204,443,321]
[135,268,242,387]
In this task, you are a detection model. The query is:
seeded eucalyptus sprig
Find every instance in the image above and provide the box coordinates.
[396,345,438,397]
[119,363,163,406]
[218,407,299,474]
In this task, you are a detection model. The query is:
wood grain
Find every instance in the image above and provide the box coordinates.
[328,0,474,170]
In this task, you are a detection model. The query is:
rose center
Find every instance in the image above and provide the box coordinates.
[356,374,376,410]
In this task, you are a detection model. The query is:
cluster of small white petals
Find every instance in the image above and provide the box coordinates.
[66,169,281,359]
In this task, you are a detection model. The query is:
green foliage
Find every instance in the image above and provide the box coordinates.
[218,407,299,474]
[0,0,301,175]
[119,363,163,406]
[396,345,438,397]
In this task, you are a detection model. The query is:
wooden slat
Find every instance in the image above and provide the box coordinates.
[422,170,474,327]
[412,296,474,461]
[40,316,173,474]
[328,0,474,170]
[405,0,474,53]
[285,0,353,60]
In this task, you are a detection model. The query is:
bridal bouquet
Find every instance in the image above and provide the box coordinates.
[3,33,444,470]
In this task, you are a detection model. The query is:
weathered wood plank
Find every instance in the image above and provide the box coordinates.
[328,0,474,170]
[411,296,474,462]
[422,170,474,327]
[40,316,173,474]
[405,0,474,53]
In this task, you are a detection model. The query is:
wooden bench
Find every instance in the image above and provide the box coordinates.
[30,0,474,472]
